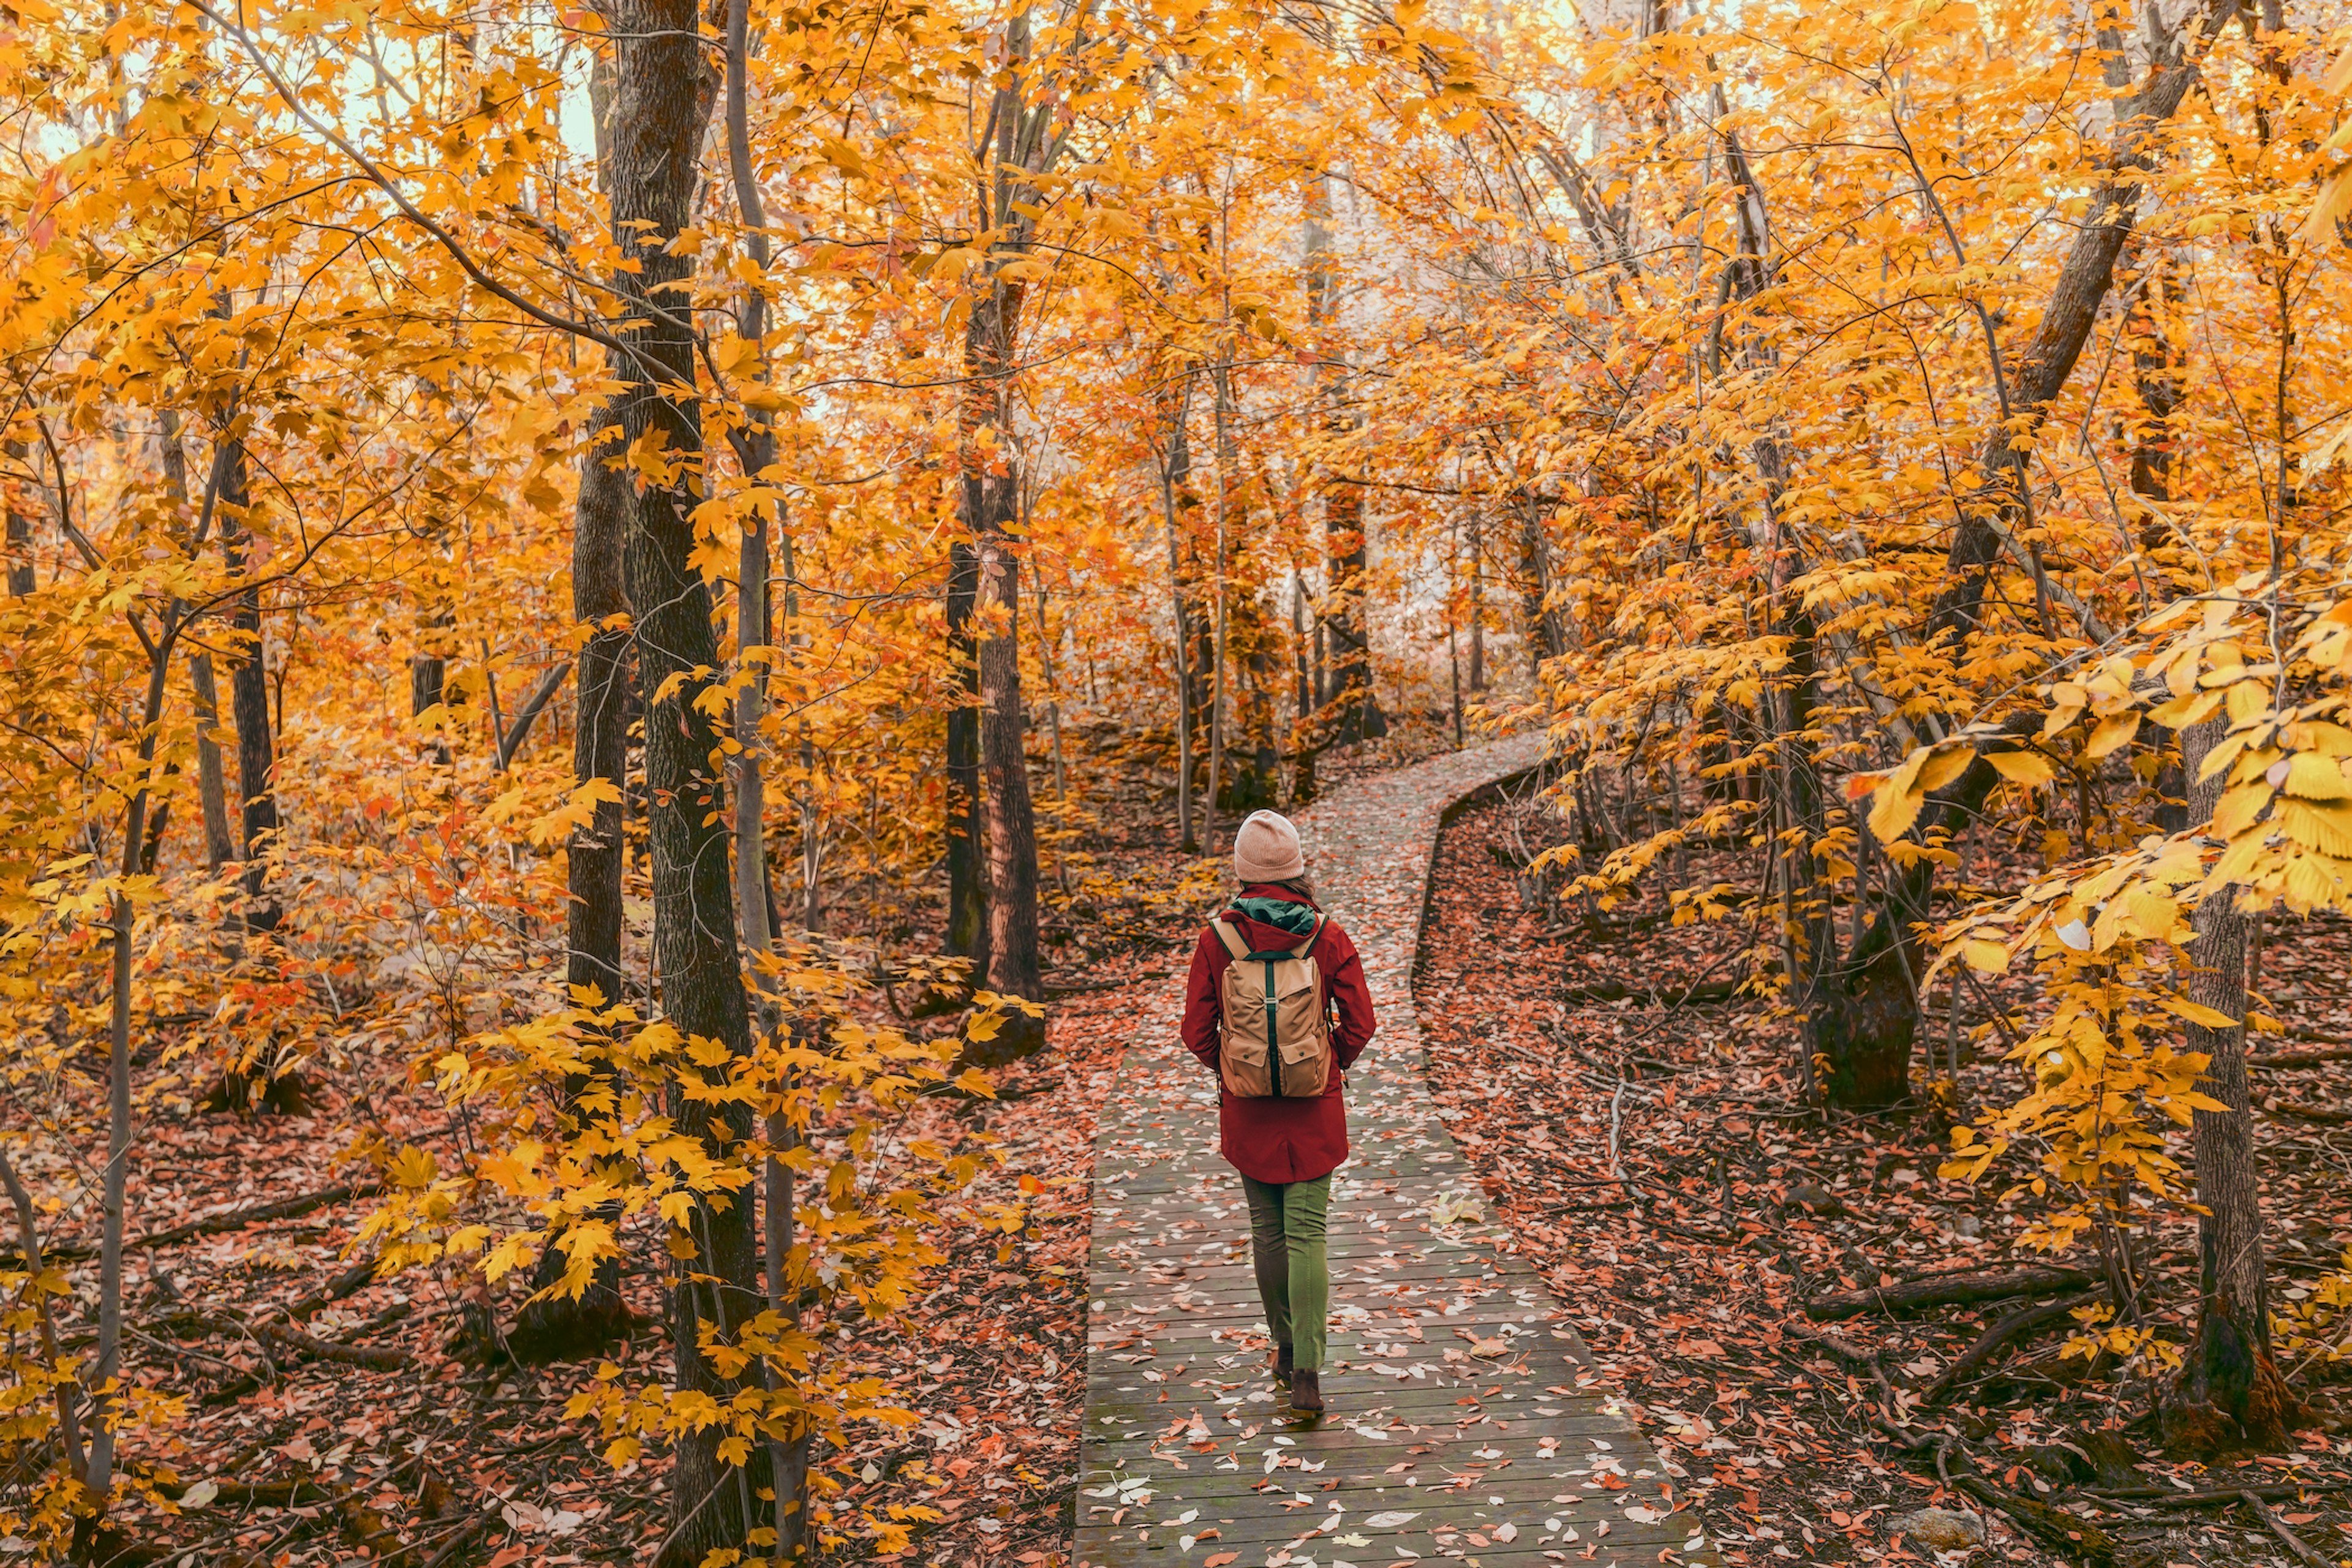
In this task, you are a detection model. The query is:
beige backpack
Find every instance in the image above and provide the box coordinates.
[1210,912,1332,1098]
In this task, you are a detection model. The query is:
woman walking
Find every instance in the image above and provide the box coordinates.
[1181,809,1377,1413]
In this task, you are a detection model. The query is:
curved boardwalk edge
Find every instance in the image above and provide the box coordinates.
[1074,736,1717,1568]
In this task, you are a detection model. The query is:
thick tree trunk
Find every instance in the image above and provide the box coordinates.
[944,540,988,977]
[1760,2,2242,1115]
[2124,240,2192,834]
[962,277,1044,1053]
[410,652,445,718]
[510,403,636,1365]
[976,531,1046,1056]
[957,16,1049,1058]
[2162,721,2307,1454]
[513,32,635,1367]
[221,437,280,933]
[1238,637,1280,810]
[1325,480,1383,742]
[589,8,758,1559]
[1808,2,2242,1110]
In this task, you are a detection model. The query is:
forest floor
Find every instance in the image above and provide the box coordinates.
[1416,788,2352,1568]
[56,713,2352,1568]
[0,720,1462,1567]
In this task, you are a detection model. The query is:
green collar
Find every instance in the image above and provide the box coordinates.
[1228,896,1320,936]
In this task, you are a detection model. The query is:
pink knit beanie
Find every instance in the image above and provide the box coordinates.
[1233,810,1306,884]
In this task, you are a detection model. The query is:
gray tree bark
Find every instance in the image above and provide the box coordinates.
[2163,720,2307,1453]
[511,36,636,1370]
[589,6,760,1558]
[221,434,280,933]
[957,9,1049,1057]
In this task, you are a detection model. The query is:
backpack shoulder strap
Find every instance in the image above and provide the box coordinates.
[1209,916,1249,959]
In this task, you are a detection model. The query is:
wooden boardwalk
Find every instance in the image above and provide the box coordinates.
[1077,738,1714,1567]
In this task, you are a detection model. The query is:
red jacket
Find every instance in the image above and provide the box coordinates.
[1180,884,1377,1184]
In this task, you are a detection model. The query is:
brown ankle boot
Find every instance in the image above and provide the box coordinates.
[1289,1368,1323,1413]
[1271,1342,1294,1378]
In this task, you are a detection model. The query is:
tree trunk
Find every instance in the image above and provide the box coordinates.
[592,8,758,1559]
[945,540,988,976]
[1288,573,1316,805]
[959,12,1048,1058]
[2162,720,2307,1454]
[1517,494,1563,673]
[2125,239,2192,834]
[188,655,236,874]
[410,652,445,719]
[510,401,636,1365]
[1807,0,2243,1112]
[1208,364,1276,813]
[1161,385,1198,851]
[1206,364,1229,832]
[221,435,280,933]
[4,439,31,595]
[1467,512,1486,692]
[157,420,236,874]
[962,266,1045,1052]
[1033,582,1071,894]
[976,530,1046,1057]
[1447,526,1464,748]
[722,2,812,1547]
[1303,167,1384,747]
[86,597,187,1505]
[512,32,635,1369]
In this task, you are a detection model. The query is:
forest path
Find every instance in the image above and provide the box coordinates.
[1074,736,1713,1567]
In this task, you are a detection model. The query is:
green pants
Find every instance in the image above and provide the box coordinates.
[1242,1174,1331,1371]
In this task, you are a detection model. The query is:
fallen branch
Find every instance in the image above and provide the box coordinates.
[418,1515,494,1568]
[2262,1099,2352,1125]
[286,1253,380,1324]
[254,1319,410,1371]
[172,1477,341,1508]
[1923,1290,2101,1405]
[28,1181,386,1262]
[1803,1265,2095,1322]
[1953,1474,2118,1567]
[1559,978,1743,1006]
[1789,1324,1878,1363]
[2252,1047,2352,1069]
[2080,1482,2352,1506]
[2239,1490,2332,1568]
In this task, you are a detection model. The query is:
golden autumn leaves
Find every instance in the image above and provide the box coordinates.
[1845,574,2352,1285]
